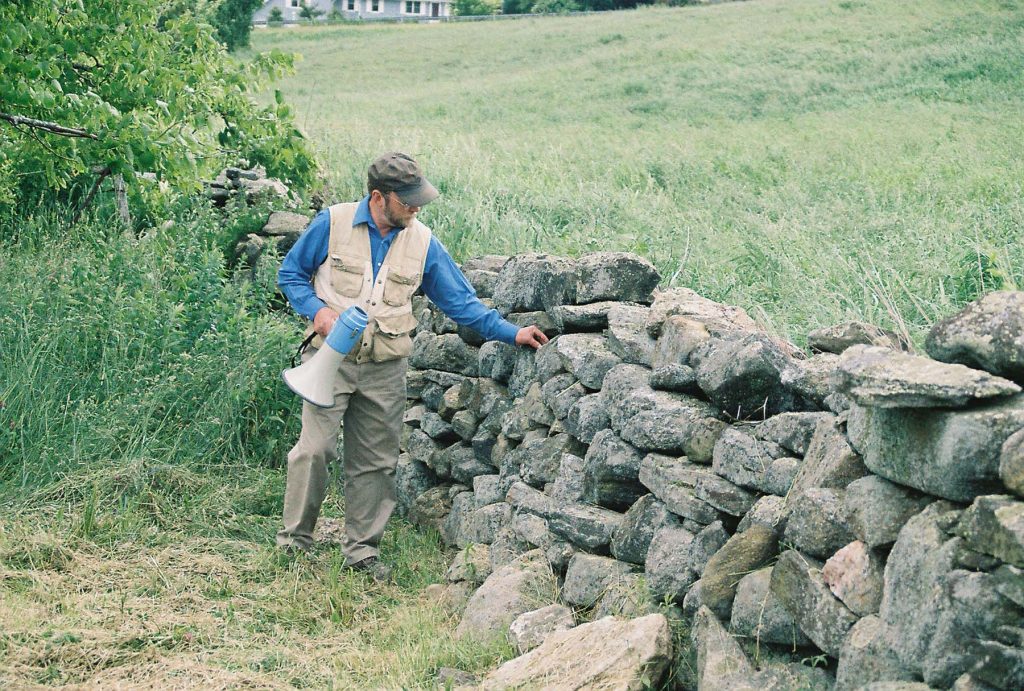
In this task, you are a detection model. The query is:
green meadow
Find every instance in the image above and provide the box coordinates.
[1,0,1022,687]
[253,0,1024,345]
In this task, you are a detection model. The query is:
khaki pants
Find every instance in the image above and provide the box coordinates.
[276,352,407,564]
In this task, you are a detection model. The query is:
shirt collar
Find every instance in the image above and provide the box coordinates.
[354,195,402,240]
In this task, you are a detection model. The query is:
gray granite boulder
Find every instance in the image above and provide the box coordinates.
[478,614,672,691]
[787,413,868,499]
[507,604,575,654]
[620,394,727,461]
[408,484,460,534]
[808,321,907,354]
[465,502,513,545]
[456,549,557,639]
[548,452,586,503]
[575,251,660,304]
[760,456,801,496]
[506,481,623,551]
[638,453,720,525]
[410,332,479,376]
[644,523,697,602]
[444,442,495,484]
[835,615,917,691]
[834,344,1020,408]
[957,494,1024,567]
[737,495,787,534]
[611,494,680,565]
[1001,428,1024,497]
[395,453,439,516]
[473,474,504,507]
[693,333,812,418]
[843,475,933,548]
[783,488,857,560]
[606,303,657,365]
[847,396,1024,502]
[649,363,701,393]
[514,432,581,488]
[548,301,620,332]
[562,553,638,607]
[552,333,623,390]
[754,411,833,456]
[730,567,812,648]
[711,427,779,490]
[447,544,493,585]
[564,393,610,444]
[491,253,578,314]
[770,549,859,657]
[925,290,1024,383]
[582,429,647,511]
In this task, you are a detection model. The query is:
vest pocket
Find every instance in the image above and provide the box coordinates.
[371,311,418,362]
[330,255,365,298]
[382,269,420,306]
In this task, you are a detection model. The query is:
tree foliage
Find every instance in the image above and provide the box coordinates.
[0,0,317,213]
[454,0,500,16]
[299,2,326,20]
[214,0,264,51]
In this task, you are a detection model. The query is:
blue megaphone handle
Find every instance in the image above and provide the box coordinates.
[324,305,369,355]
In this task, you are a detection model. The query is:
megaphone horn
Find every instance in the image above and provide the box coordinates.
[282,306,368,408]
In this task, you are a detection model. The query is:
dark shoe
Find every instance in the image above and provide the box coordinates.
[279,542,310,557]
[348,556,393,583]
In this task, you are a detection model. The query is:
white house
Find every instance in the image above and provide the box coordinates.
[254,0,452,22]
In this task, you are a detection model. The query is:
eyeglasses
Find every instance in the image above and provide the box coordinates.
[386,191,419,211]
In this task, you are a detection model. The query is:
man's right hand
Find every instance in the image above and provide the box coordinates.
[313,307,340,338]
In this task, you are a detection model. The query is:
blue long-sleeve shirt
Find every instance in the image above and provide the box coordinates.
[278,196,520,345]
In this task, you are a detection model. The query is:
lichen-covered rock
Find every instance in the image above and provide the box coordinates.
[644,523,697,602]
[737,495,787,533]
[822,540,885,616]
[843,475,933,548]
[645,288,759,339]
[781,351,840,408]
[808,321,907,354]
[835,615,917,691]
[611,494,680,565]
[541,372,585,420]
[562,553,637,607]
[693,333,812,418]
[506,481,623,551]
[711,427,778,490]
[651,315,713,369]
[444,490,476,547]
[787,414,868,500]
[687,521,730,577]
[957,494,1024,568]
[760,456,801,496]
[465,502,513,545]
[548,300,622,332]
[606,303,657,365]
[783,488,857,560]
[478,614,672,691]
[575,251,661,305]
[1001,428,1024,497]
[649,363,701,393]
[408,484,458,534]
[444,442,495,484]
[456,550,556,639]
[848,397,1024,502]
[564,393,610,444]
[638,453,720,525]
[730,567,812,648]
[512,432,581,488]
[548,452,586,503]
[770,549,859,657]
[925,290,1024,383]
[447,544,493,585]
[754,411,833,456]
[552,333,623,390]
[834,344,1020,408]
[700,524,778,619]
[395,453,438,516]
[491,253,578,314]
[579,429,646,511]
[508,604,575,654]
[620,395,727,461]
[410,332,479,376]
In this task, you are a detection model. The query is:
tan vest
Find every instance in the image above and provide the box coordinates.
[306,202,431,364]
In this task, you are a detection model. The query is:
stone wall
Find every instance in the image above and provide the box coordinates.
[397,252,1024,690]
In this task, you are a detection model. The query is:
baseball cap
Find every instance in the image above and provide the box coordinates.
[367,152,439,207]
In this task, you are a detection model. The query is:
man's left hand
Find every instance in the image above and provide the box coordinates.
[515,325,549,349]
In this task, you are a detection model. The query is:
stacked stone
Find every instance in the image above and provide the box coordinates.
[393,251,1024,690]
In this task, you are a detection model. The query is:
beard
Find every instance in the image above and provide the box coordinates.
[383,200,413,229]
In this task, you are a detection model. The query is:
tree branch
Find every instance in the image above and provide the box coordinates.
[0,112,98,140]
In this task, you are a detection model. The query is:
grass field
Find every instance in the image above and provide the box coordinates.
[2,0,1023,687]
[252,0,1024,346]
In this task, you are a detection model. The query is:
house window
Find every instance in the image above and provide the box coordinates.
[347,0,354,9]
[371,0,380,10]
[289,0,300,7]
[404,0,421,12]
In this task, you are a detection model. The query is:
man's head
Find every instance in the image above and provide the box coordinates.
[367,152,438,230]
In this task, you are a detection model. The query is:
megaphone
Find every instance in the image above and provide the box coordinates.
[282,306,369,408]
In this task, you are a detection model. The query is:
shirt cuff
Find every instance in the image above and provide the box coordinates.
[495,320,520,345]
[296,295,329,322]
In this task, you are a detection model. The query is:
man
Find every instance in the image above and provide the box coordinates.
[276,152,547,581]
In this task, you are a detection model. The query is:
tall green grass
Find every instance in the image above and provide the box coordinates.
[251,0,1024,344]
